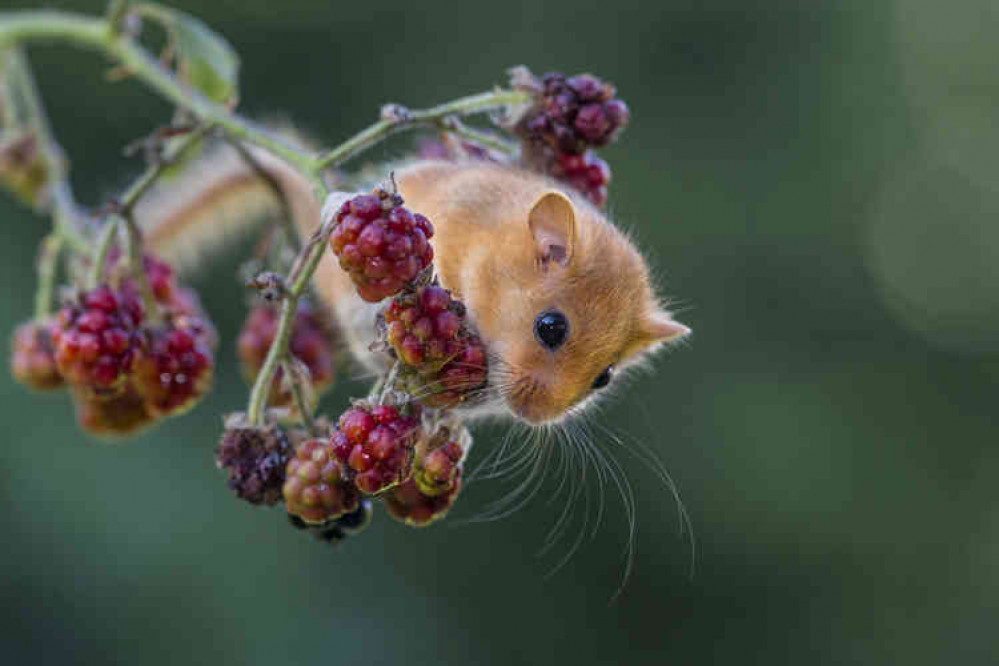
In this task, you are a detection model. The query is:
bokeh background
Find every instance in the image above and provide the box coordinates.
[2,0,998,664]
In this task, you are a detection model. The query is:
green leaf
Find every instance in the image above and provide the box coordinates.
[136,3,241,105]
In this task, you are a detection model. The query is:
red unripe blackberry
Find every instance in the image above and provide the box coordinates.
[383,285,466,368]
[399,333,488,409]
[10,320,64,391]
[104,250,178,306]
[414,439,465,497]
[72,386,156,438]
[133,315,215,417]
[552,151,611,207]
[236,302,335,406]
[283,437,359,524]
[51,285,144,397]
[331,402,421,495]
[330,190,434,303]
[515,70,629,155]
[383,471,462,527]
[215,417,292,506]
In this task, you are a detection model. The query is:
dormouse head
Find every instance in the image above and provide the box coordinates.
[474,189,689,424]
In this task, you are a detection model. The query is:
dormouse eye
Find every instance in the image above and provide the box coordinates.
[592,366,613,390]
[534,310,569,350]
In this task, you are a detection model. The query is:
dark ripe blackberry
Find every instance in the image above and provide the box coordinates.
[383,470,462,527]
[72,385,156,438]
[329,190,434,303]
[331,402,421,495]
[552,151,611,207]
[236,302,335,406]
[284,437,360,524]
[133,314,215,417]
[51,285,144,397]
[215,417,292,506]
[10,320,64,391]
[287,499,373,546]
[515,70,629,155]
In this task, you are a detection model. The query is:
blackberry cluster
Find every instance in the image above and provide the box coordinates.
[10,321,64,391]
[51,285,144,396]
[331,402,421,495]
[134,316,214,417]
[283,437,359,524]
[382,284,488,409]
[19,249,218,437]
[384,473,462,527]
[330,189,434,303]
[383,285,464,367]
[236,302,335,407]
[550,151,611,207]
[287,499,373,546]
[383,420,467,527]
[515,71,629,155]
[215,417,293,506]
[396,333,488,409]
[73,386,155,437]
[413,435,465,497]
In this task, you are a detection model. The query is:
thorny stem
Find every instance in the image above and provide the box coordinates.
[89,218,120,289]
[246,225,332,425]
[33,233,63,320]
[312,90,529,171]
[0,8,529,426]
[438,117,518,156]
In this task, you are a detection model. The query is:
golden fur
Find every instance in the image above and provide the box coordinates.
[141,148,688,425]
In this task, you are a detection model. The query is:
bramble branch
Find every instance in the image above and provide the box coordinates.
[0,7,529,429]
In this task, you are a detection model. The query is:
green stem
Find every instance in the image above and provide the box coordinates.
[33,232,63,320]
[438,117,518,156]
[1,44,91,251]
[282,359,316,435]
[0,9,531,424]
[313,89,529,170]
[89,218,119,288]
[105,0,129,36]
[0,10,323,190]
[246,221,332,425]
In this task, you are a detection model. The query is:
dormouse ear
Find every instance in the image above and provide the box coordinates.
[643,312,691,343]
[528,191,576,267]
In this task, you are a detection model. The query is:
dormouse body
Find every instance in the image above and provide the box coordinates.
[141,149,689,425]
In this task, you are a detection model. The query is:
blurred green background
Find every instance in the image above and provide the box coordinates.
[2,0,998,664]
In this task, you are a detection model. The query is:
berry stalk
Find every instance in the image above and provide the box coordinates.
[89,218,120,289]
[32,233,62,320]
[312,90,529,171]
[245,208,340,426]
[0,44,90,252]
[281,358,317,435]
